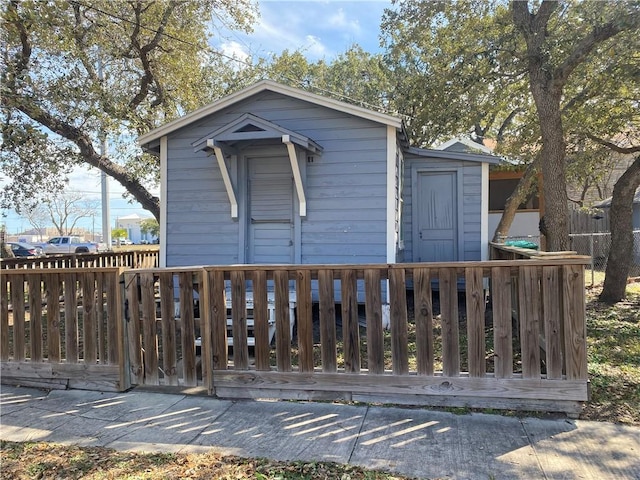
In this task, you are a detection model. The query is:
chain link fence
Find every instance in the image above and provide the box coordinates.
[569,230,640,280]
[504,230,640,286]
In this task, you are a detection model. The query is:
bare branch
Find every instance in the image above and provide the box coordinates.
[586,134,640,154]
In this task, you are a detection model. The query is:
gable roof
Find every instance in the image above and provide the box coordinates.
[138,80,403,147]
[435,137,493,155]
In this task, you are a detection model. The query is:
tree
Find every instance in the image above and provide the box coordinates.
[0,225,13,258]
[34,192,99,235]
[24,204,49,241]
[511,1,639,250]
[381,1,640,250]
[586,136,640,303]
[264,46,393,112]
[1,0,257,220]
[140,218,159,238]
[111,227,127,244]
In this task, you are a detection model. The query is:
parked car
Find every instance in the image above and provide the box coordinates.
[34,236,98,254]
[8,242,42,257]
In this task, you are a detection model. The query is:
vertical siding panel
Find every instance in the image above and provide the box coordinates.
[318,269,337,372]
[563,265,588,380]
[364,268,384,374]
[46,274,61,362]
[440,268,460,376]
[296,269,314,373]
[341,269,360,373]
[519,266,540,378]
[252,269,270,371]
[179,272,197,385]
[389,268,409,375]
[414,267,434,376]
[82,272,97,364]
[64,273,78,363]
[11,275,25,361]
[465,267,485,377]
[125,273,143,383]
[230,270,248,370]
[159,272,178,385]
[141,272,158,385]
[274,270,292,372]
[211,270,228,370]
[28,276,43,362]
[542,266,563,379]
[491,267,513,379]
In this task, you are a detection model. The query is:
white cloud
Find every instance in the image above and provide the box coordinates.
[328,8,362,34]
[220,41,251,65]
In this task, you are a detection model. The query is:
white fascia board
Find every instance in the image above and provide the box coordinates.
[139,80,402,146]
[481,162,489,261]
[386,125,396,265]
[159,136,168,268]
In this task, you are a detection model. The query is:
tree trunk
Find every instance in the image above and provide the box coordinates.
[492,159,540,242]
[599,155,640,304]
[1,243,15,258]
[529,83,570,251]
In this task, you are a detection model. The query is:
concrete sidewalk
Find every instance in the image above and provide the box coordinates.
[1,385,639,479]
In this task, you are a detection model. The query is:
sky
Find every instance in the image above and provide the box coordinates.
[1,1,392,236]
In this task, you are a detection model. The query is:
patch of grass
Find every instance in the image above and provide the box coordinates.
[0,441,415,480]
[582,287,640,425]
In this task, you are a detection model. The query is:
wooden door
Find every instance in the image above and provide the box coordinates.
[248,156,294,264]
[416,171,458,262]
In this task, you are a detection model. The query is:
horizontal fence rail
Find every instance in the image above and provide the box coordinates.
[1,268,128,391]
[1,249,159,270]
[121,259,590,414]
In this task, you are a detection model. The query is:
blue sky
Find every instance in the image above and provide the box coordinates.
[1,1,391,235]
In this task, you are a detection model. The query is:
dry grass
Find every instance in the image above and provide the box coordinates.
[0,441,414,480]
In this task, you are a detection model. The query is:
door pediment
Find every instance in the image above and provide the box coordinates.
[191,113,322,153]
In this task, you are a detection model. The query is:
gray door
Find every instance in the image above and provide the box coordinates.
[416,171,458,262]
[248,156,294,264]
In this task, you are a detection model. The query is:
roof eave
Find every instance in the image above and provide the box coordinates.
[406,146,501,164]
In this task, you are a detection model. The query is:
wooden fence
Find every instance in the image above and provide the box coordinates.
[1,268,128,391]
[120,259,590,414]
[0,249,159,270]
[0,258,590,414]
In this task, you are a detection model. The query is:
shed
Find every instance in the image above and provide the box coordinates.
[138,80,500,272]
[594,186,640,229]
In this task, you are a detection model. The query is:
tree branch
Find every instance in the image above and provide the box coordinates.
[586,134,640,154]
[128,0,179,109]
[9,94,160,219]
[553,14,638,87]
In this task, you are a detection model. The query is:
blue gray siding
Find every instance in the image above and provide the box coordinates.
[164,91,388,267]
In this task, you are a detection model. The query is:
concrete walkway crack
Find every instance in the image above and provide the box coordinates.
[347,404,369,464]
[519,417,549,480]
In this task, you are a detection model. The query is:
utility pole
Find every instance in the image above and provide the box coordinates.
[98,57,112,249]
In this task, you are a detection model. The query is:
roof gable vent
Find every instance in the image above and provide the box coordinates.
[235,123,265,133]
